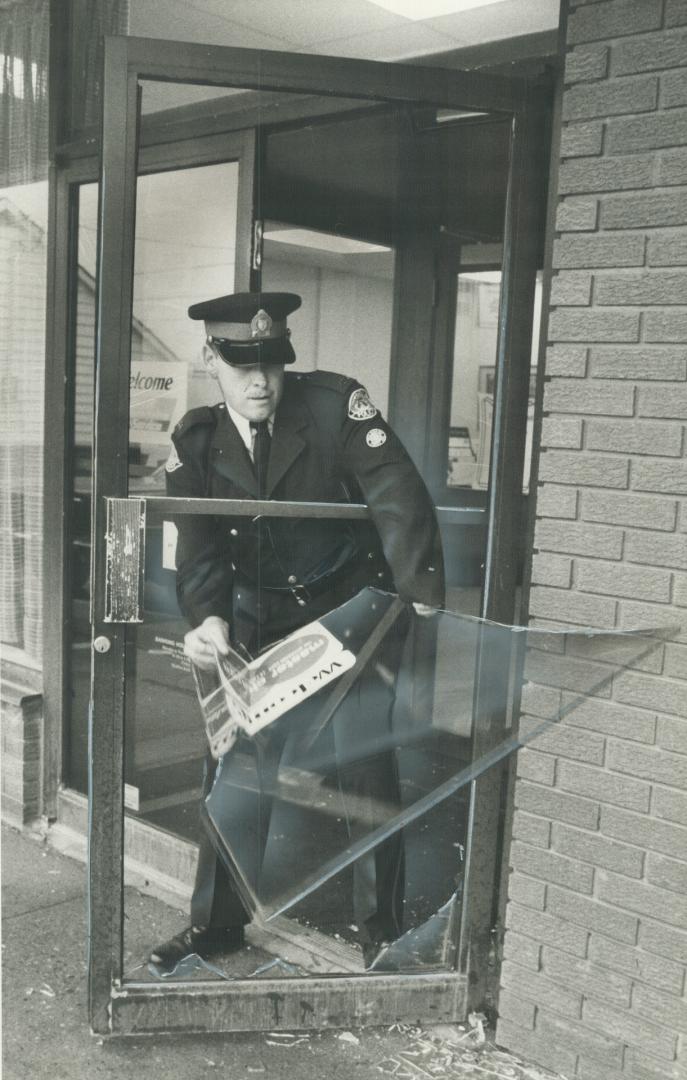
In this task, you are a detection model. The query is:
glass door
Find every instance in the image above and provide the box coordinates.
[88,37,547,1035]
[64,128,256,835]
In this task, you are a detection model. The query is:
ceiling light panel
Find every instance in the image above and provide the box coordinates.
[366,0,505,20]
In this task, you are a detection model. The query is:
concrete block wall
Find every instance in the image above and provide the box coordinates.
[497,2,687,1078]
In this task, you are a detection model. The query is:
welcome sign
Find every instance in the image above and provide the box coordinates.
[129,361,188,446]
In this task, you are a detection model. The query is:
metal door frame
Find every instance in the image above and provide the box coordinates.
[89,35,548,1035]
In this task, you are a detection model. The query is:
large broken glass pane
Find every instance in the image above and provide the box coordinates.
[117,499,671,983]
[150,585,666,976]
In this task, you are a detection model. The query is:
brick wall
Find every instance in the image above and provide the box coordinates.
[1,658,43,827]
[497,2,687,1078]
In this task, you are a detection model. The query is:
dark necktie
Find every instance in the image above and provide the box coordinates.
[251,420,271,497]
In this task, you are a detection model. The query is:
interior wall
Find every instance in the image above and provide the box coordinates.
[262,256,393,411]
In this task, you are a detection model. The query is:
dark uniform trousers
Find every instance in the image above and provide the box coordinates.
[193,594,411,947]
[167,370,445,951]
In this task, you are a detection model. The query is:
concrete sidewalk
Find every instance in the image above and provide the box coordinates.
[1,824,558,1080]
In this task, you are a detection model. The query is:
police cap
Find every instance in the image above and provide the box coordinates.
[189,291,301,366]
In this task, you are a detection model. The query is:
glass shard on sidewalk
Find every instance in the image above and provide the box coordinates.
[188,586,671,975]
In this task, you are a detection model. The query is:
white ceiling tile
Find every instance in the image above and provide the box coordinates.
[127,0,559,63]
[129,2,302,49]
[423,0,559,46]
[311,22,460,61]
[168,0,410,48]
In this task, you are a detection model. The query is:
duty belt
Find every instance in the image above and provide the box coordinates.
[236,557,370,608]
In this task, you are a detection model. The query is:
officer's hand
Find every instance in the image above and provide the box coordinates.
[412,602,436,618]
[184,616,230,670]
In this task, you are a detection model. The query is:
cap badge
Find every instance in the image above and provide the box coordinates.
[251,309,273,339]
[348,387,378,421]
[366,428,387,448]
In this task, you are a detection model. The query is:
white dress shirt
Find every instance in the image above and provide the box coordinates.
[225,404,275,463]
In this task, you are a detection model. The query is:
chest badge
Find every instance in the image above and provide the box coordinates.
[366,428,387,448]
[348,387,378,421]
[165,445,183,472]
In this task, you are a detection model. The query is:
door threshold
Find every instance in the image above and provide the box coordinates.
[110,970,468,1035]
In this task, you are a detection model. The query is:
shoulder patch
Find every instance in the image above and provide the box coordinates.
[165,444,183,472]
[348,387,378,421]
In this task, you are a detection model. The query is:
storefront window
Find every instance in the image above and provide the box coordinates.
[1,0,50,662]
[0,180,47,660]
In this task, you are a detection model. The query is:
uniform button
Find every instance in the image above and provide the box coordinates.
[230,528,238,537]
[297,598,307,607]
[428,566,436,572]
[367,552,375,560]
[377,572,384,579]
[288,574,298,585]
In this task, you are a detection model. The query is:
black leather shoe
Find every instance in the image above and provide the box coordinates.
[149,924,245,973]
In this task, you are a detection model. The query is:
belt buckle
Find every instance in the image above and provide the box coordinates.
[290,584,311,607]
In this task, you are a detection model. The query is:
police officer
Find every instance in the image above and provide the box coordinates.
[150,292,444,972]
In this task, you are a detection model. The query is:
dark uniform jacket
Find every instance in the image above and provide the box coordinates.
[166,370,444,647]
